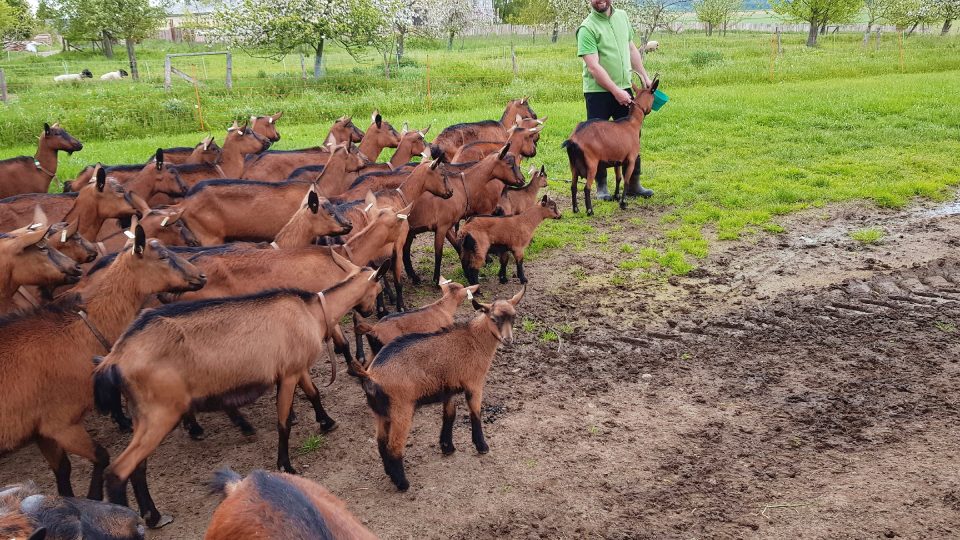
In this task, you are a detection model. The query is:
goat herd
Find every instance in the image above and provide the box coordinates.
[0,79,660,539]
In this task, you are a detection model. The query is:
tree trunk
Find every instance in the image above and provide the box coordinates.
[448,30,454,50]
[396,30,405,64]
[863,22,873,46]
[907,21,919,36]
[941,19,952,35]
[125,38,139,81]
[820,21,827,35]
[806,19,820,47]
[551,22,559,43]
[707,22,713,36]
[102,30,114,59]
[313,40,325,78]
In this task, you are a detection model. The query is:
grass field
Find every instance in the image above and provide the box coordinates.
[1,32,958,276]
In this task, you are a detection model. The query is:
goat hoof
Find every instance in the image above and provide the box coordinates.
[619,201,628,210]
[498,276,508,284]
[586,209,594,217]
[279,462,298,475]
[147,513,174,529]
[187,427,205,441]
[475,443,490,454]
[320,420,338,433]
[240,425,256,437]
[115,416,133,433]
[519,277,528,285]
[394,479,410,492]
[440,443,456,455]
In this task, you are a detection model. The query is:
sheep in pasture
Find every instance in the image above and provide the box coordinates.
[53,69,92,82]
[99,69,129,80]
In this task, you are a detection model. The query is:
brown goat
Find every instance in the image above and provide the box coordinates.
[459,195,561,285]
[204,468,377,540]
[562,77,658,215]
[0,222,82,313]
[352,287,524,491]
[175,177,349,245]
[0,482,144,540]
[45,220,98,263]
[329,115,366,144]
[0,123,83,198]
[96,207,200,254]
[356,278,479,361]
[0,226,205,501]
[451,117,545,163]
[241,132,368,182]
[96,267,386,527]
[251,112,283,142]
[0,168,145,241]
[499,165,549,215]
[402,145,526,286]
[155,136,222,165]
[356,110,402,163]
[433,99,538,161]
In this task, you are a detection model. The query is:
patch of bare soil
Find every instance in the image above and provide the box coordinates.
[1,194,958,539]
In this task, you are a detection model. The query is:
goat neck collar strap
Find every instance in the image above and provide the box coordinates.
[270,241,280,249]
[457,172,470,215]
[16,286,40,309]
[77,309,112,352]
[214,163,227,178]
[35,160,63,191]
[394,187,407,205]
[316,291,331,325]
[340,243,355,264]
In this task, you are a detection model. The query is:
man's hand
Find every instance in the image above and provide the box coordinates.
[613,88,633,106]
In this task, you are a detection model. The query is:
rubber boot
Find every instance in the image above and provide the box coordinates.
[624,156,654,199]
[595,164,613,201]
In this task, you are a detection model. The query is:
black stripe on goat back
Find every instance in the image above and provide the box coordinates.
[170,163,218,174]
[0,191,78,204]
[169,243,249,259]
[442,120,501,132]
[104,163,148,172]
[85,252,120,277]
[123,288,316,338]
[347,170,404,190]
[0,156,34,167]
[186,178,306,196]
[0,294,83,332]
[248,470,334,540]
[371,326,457,367]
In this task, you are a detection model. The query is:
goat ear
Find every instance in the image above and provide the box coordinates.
[421,147,431,160]
[514,113,522,127]
[521,96,529,104]
[43,123,51,135]
[528,164,536,176]
[430,157,441,170]
[272,111,283,122]
[541,194,548,204]
[155,148,164,169]
[651,78,660,92]
[134,224,146,256]
[539,165,546,176]
[467,284,480,296]
[13,224,47,251]
[331,248,354,269]
[307,190,320,214]
[472,298,491,313]
[498,143,511,160]
[27,526,47,540]
[324,133,337,147]
[250,115,257,125]
[420,124,430,136]
[537,116,548,124]
[229,120,239,131]
[509,285,525,306]
[375,112,383,129]
[95,168,106,192]
[399,202,414,217]
[64,218,79,237]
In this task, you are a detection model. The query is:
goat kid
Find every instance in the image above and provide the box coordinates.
[459,195,561,285]
[352,287,524,491]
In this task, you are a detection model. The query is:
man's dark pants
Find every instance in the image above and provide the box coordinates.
[584,89,652,199]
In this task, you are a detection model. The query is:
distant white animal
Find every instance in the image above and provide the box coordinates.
[100,69,129,80]
[54,69,93,82]
[642,40,659,53]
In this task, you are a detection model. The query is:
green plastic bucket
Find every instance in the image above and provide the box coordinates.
[652,89,669,111]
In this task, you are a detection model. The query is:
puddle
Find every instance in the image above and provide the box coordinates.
[924,200,960,218]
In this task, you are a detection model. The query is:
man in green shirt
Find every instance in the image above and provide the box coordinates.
[577,0,655,200]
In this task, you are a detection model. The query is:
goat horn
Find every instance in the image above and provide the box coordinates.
[323,339,337,387]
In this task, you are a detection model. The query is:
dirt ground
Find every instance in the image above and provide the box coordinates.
[1,192,959,539]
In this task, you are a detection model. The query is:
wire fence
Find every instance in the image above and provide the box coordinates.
[0,31,957,149]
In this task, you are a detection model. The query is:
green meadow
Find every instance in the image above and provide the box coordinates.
[1,32,958,275]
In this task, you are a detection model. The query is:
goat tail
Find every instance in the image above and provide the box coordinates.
[209,467,243,497]
[350,359,371,380]
[562,139,586,178]
[92,357,124,416]
[355,319,374,335]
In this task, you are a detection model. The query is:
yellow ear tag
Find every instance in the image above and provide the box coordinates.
[364,203,374,212]
[123,230,136,239]
[160,217,169,227]
[61,230,68,242]
[270,241,280,250]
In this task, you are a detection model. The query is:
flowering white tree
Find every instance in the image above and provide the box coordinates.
[886,0,939,33]
[428,0,474,50]
[933,0,959,33]
[215,0,386,78]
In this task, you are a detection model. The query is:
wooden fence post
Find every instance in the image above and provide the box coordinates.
[164,55,172,90]
[300,53,306,80]
[426,55,431,112]
[898,31,904,72]
[776,27,783,55]
[0,69,7,103]
[225,52,233,90]
[511,44,518,76]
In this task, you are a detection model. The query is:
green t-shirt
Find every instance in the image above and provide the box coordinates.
[577,8,635,94]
